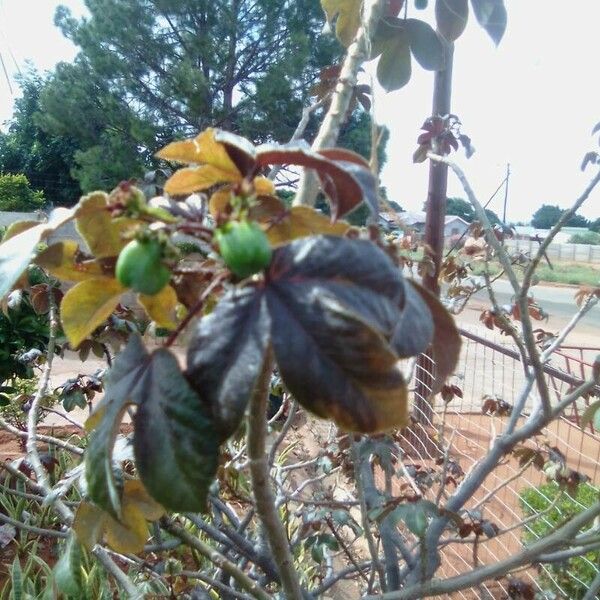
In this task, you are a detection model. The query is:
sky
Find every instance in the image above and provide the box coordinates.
[0,0,598,223]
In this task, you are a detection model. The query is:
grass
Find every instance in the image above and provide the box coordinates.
[470,260,600,287]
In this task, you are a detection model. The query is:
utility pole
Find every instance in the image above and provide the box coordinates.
[422,41,454,296]
[502,163,510,224]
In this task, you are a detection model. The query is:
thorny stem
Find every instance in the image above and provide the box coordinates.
[247,347,304,600]
[294,0,385,207]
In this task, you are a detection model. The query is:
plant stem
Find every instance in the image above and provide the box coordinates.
[293,0,385,207]
[247,348,303,600]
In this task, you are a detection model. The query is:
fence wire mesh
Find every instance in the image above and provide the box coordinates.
[396,325,600,599]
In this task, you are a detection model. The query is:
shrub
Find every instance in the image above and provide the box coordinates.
[568,231,600,245]
[520,482,600,599]
[0,173,45,211]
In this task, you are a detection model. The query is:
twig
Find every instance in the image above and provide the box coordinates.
[0,512,67,538]
[163,520,272,600]
[427,151,552,417]
[0,416,84,455]
[365,495,600,599]
[268,97,330,181]
[352,439,387,593]
[246,347,303,600]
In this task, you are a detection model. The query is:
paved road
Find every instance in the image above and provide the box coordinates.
[469,279,600,339]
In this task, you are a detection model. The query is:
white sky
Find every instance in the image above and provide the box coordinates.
[0,0,598,222]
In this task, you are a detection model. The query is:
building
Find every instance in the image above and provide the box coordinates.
[380,210,470,240]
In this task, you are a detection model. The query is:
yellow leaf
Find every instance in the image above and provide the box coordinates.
[253,176,275,196]
[157,128,241,175]
[75,192,139,258]
[266,206,350,246]
[35,241,105,282]
[104,501,149,554]
[2,220,40,242]
[123,480,165,521]
[164,165,240,196]
[321,0,362,46]
[208,187,233,217]
[138,285,178,329]
[61,277,124,348]
[72,502,106,550]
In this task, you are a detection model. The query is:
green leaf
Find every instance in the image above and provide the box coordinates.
[405,19,444,71]
[376,25,412,92]
[435,0,469,42]
[85,335,148,517]
[580,399,600,431]
[266,236,409,433]
[0,207,74,299]
[134,348,220,512]
[54,534,83,597]
[186,287,270,439]
[62,389,88,412]
[11,556,23,600]
[391,500,439,537]
[470,0,507,45]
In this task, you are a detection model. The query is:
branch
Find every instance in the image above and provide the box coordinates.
[163,520,272,600]
[365,498,600,599]
[246,348,303,600]
[427,151,553,417]
[293,0,385,206]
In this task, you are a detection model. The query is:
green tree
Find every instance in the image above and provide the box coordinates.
[531,204,589,229]
[0,174,45,211]
[589,217,600,233]
[37,0,344,191]
[446,197,475,222]
[565,213,589,228]
[0,71,81,206]
[531,204,564,229]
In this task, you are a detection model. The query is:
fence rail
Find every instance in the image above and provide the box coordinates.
[505,238,600,264]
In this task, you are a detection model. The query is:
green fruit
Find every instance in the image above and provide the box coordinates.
[115,239,171,295]
[415,0,428,9]
[215,220,272,279]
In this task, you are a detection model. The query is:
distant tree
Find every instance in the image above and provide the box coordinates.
[0,173,45,211]
[565,213,590,228]
[531,204,563,229]
[446,197,475,222]
[484,208,502,226]
[531,204,589,229]
[590,217,600,233]
[37,0,345,191]
[0,71,81,206]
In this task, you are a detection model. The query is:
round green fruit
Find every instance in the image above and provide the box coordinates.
[115,239,171,295]
[215,220,272,279]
